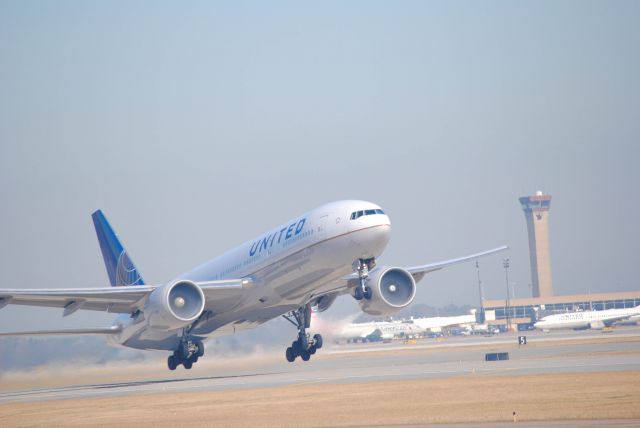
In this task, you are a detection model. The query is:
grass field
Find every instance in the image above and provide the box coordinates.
[1,370,639,427]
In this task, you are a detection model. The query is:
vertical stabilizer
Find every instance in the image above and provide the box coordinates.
[91,210,145,287]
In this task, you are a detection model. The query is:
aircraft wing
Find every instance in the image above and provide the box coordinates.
[0,326,122,337]
[405,245,508,282]
[0,278,249,316]
[340,245,508,286]
[603,314,637,326]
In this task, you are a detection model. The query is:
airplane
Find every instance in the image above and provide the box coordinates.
[534,305,640,331]
[327,318,420,343]
[0,200,507,370]
[411,310,478,334]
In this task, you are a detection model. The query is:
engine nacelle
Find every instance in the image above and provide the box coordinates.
[311,293,338,313]
[145,280,205,331]
[359,267,416,316]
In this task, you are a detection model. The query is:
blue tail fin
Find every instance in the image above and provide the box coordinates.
[91,210,145,287]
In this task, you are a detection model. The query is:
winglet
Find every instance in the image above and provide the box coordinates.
[91,210,145,287]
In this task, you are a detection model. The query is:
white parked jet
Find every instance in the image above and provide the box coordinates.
[0,201,506,370]
[411,311,478,333]
[534,305,640,331]
[329,319,420,343]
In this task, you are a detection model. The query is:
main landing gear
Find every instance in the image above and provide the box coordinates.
[353,258,375,301]
[167,336,204,370]
[282,304,323,363]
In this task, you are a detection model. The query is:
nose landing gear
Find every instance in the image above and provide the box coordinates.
[283,304,323,362]
[353,258,375,300]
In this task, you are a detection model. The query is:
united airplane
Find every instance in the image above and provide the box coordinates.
[0,201,506,370]
[534,305,640,331]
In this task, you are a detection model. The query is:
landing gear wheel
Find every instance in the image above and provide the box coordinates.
[313,334,323,349]
[183,360,193,369]
[363,286,372,300]
[195,339,205,357]
[353,258,375,301]
[286,347,296,362]
[282,304,323,363]
[167,355,177,371]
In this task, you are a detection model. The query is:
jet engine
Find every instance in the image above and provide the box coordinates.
[359,267,416,316]
[310,293,338,313]
[145,280,205,331]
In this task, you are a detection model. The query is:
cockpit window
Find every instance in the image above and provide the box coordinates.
[350,208,385,220]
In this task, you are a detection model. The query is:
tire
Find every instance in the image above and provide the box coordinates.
[309,346,316,355]
[354,288,363,300]
[167,355,177,371]
[180,341,190,360]
[300,351,311,361]
[192,355,199,363]
[184,360,193,369]
[313,334,323,349]
[285,347,296,362]
[196,340,205,357]
[363,286,372,300]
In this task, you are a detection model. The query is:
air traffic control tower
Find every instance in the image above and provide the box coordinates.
[520,191,554,298]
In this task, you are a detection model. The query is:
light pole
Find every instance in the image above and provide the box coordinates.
[503,258,511,331]
[475,261,485,324]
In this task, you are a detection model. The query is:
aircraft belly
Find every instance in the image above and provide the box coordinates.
[162,225,389,342]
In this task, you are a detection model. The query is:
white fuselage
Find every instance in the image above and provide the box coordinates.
[411,313,477,333]
[534,306,640,331]
[110,200,391,350]
[335,320,420,342]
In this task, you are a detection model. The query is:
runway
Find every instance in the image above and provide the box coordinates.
[2,325,640,404]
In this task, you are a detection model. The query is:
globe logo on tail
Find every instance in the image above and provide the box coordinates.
[116,250,143,286]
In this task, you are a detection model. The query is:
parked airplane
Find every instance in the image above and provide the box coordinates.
[0,201,506,370]
[411,310,478,333]
[534,305,640,331]
[330,319,420,343]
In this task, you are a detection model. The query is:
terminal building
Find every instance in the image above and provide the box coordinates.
[483,291,640,329]
[481,191,640,329]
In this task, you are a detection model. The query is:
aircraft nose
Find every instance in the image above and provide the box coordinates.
[352,223,391,260]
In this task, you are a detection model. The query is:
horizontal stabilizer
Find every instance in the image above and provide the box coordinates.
[0,326,121,337]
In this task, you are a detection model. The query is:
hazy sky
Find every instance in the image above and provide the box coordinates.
[1,1,639,331]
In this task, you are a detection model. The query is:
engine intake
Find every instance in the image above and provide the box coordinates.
[359,267,416,316]
[145,280,205,331]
